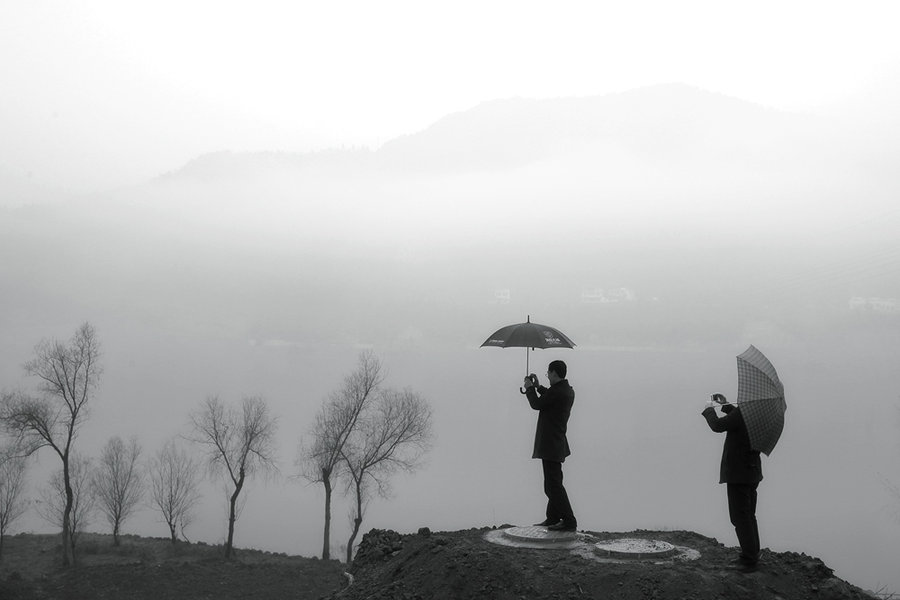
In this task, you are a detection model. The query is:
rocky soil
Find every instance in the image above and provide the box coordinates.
[334,527,881,600]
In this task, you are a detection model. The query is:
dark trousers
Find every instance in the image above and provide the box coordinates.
[726,482,760,562]
[542,459,576,526]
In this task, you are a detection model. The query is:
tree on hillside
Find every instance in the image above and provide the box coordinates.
[0,450,29,561]
[0,322,101,566]
[149,439,202,543]
[92,436,144,546]
[341,388,432,563]
[299,351,383,560]
[190,396,277,558]
[37,454,95,556]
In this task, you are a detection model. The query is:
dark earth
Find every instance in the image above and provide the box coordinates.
[0,528,887,600]
[339,527,882,600]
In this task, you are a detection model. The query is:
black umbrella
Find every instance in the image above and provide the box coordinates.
[481,316,575,392]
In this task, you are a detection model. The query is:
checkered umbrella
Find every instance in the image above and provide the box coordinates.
[736,345,786,456]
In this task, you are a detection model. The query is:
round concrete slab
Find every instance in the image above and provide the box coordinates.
[502,526,579,544]
[593,538,678,559]
[484,528,701,564]
[483,526,584,550]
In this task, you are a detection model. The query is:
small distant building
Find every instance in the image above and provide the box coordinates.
[849,296,900,314]
[581,287,636,304]
[492,289,511,304]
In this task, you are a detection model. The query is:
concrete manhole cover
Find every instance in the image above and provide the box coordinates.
[502,526,578,543]
[594,538,678,559]
[484,527,701,563]
[483,526,583,549]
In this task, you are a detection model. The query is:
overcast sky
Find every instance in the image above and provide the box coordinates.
[2,0,899,192]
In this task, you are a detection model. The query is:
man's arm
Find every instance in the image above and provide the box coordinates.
[702,405,742,433]
[525,385,553,410]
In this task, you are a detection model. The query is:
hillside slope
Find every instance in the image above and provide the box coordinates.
[337,527,878,600]
[0,528,884,599]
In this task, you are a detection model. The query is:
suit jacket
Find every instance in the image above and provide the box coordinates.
[702,404,762,484]
[525,379,574,462]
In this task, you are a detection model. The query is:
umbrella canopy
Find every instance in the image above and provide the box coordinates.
[481,316,575,351]
[735,345,786,456]
[481,316,575,379]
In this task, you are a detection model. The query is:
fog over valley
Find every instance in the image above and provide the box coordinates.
[2,4,900,594]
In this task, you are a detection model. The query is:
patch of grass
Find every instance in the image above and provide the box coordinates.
[1,532,347,600]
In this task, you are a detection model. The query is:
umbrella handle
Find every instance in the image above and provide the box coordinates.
[520,373,538,394]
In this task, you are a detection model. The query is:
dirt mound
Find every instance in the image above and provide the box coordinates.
[333,527,877,600]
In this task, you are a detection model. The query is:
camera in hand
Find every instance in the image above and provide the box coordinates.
[520,373,539,394]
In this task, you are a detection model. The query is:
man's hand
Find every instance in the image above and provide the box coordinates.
[712,393,728,405]
[704,399,717,410]
[523,374,538,388]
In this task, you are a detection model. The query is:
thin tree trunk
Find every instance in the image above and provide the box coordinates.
[322,473,332,560]
[345,482,363,564]
[226,493,238,558]
[346,517,362,564]
[62,462,74,567]
[225,475,244,559]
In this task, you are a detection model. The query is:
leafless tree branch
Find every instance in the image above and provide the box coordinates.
[189,395,277,558]
[0,322,101,567]
[340,386,432,563]
[0,449,29,560]
[36,454,95,557]
[92,436,144,546]
[297,351,382,560]
[149,439,202,544]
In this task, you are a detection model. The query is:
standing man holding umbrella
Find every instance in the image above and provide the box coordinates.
[523,360,577,532]
[702,345,786,573]
[702,393,763,572]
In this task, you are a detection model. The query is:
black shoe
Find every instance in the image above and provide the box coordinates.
[728,557,759,572]
[534,519,561,527]
[547,521,577,532]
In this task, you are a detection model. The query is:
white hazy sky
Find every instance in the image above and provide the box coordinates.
[2,0,899,192]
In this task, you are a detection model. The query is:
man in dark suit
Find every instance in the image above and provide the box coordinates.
[523,360,576,532]
[702,393,763,572]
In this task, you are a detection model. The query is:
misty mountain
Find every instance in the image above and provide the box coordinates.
[147,83,897,249]
[158,84,846,180]
[375,83,832,172]
[2,83,898,352]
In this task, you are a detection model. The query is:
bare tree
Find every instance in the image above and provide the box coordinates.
[341,388,432,563]
[0,322,101,566]
[299,351,383,560]
[190,396,277,558]
[37,454,95,557]
[149,439,202,543]
[92,436,144,546]
[0,451,29,561]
